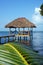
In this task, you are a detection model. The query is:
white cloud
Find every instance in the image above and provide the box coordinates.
[32,8,43,24]
[35,8,41,14]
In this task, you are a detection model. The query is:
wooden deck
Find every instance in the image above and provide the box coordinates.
[0,34,31,46]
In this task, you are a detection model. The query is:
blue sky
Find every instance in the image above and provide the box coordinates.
[0,0,43,31]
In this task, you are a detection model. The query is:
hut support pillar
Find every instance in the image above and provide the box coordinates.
[9,28,11,34]
[30,28,33,45]
[0,37,1,44]
[15,28,16,41]
[28,28,29,35]
[23,28,25,35]
[18,28,20,34]
[31,28,33,40]
[18,28,20,42]
[15,28,16,34]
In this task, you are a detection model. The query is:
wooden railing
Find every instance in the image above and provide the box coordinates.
[0,34,15,44]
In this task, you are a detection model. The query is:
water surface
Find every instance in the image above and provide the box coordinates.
[0,31,43,55]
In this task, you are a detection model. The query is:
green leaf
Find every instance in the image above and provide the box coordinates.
[0,43,29,65]
[0,42,43,65]
[40,4,43,16]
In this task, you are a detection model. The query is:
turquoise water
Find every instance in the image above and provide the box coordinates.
[0,31,43,55]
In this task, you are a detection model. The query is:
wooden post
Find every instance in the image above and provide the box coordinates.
[8,37,9,42]
[30,28,33,40]
[29,28,33,46]
[18,36,19,41]
[0,37,1,44]
[26,37,27,41]
[15,28,16,41]
[18,28,21,42]
[28,28,29,35]
[9,28,11,34]
[23,28,25,35]
[12,35,14,41]
[18,28,20,34]
[24,36,25,41]
[4,37,6,43]
[13,36,15,41]
[15,28,16,34]
[20,36,21,42]
[15,36,16,41]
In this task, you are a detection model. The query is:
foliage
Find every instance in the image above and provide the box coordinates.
[40,4,43,16]
[0,42,43,65]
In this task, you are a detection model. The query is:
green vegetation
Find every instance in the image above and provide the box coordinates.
[40,4,43,16]
[0,42,43,65]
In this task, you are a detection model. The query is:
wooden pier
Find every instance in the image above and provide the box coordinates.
[0,34,15,44]
[0,34,32,46]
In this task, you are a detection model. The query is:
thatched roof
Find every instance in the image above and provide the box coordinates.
[5,17,36,28]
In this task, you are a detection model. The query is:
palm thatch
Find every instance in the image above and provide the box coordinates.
[5,17,36,28]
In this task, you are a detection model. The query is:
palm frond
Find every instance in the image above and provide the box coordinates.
[0,42,43,65]
[0,43,28,65]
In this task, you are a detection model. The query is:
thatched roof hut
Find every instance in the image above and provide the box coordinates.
[5,17,36,28]
[5,17,36,45]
